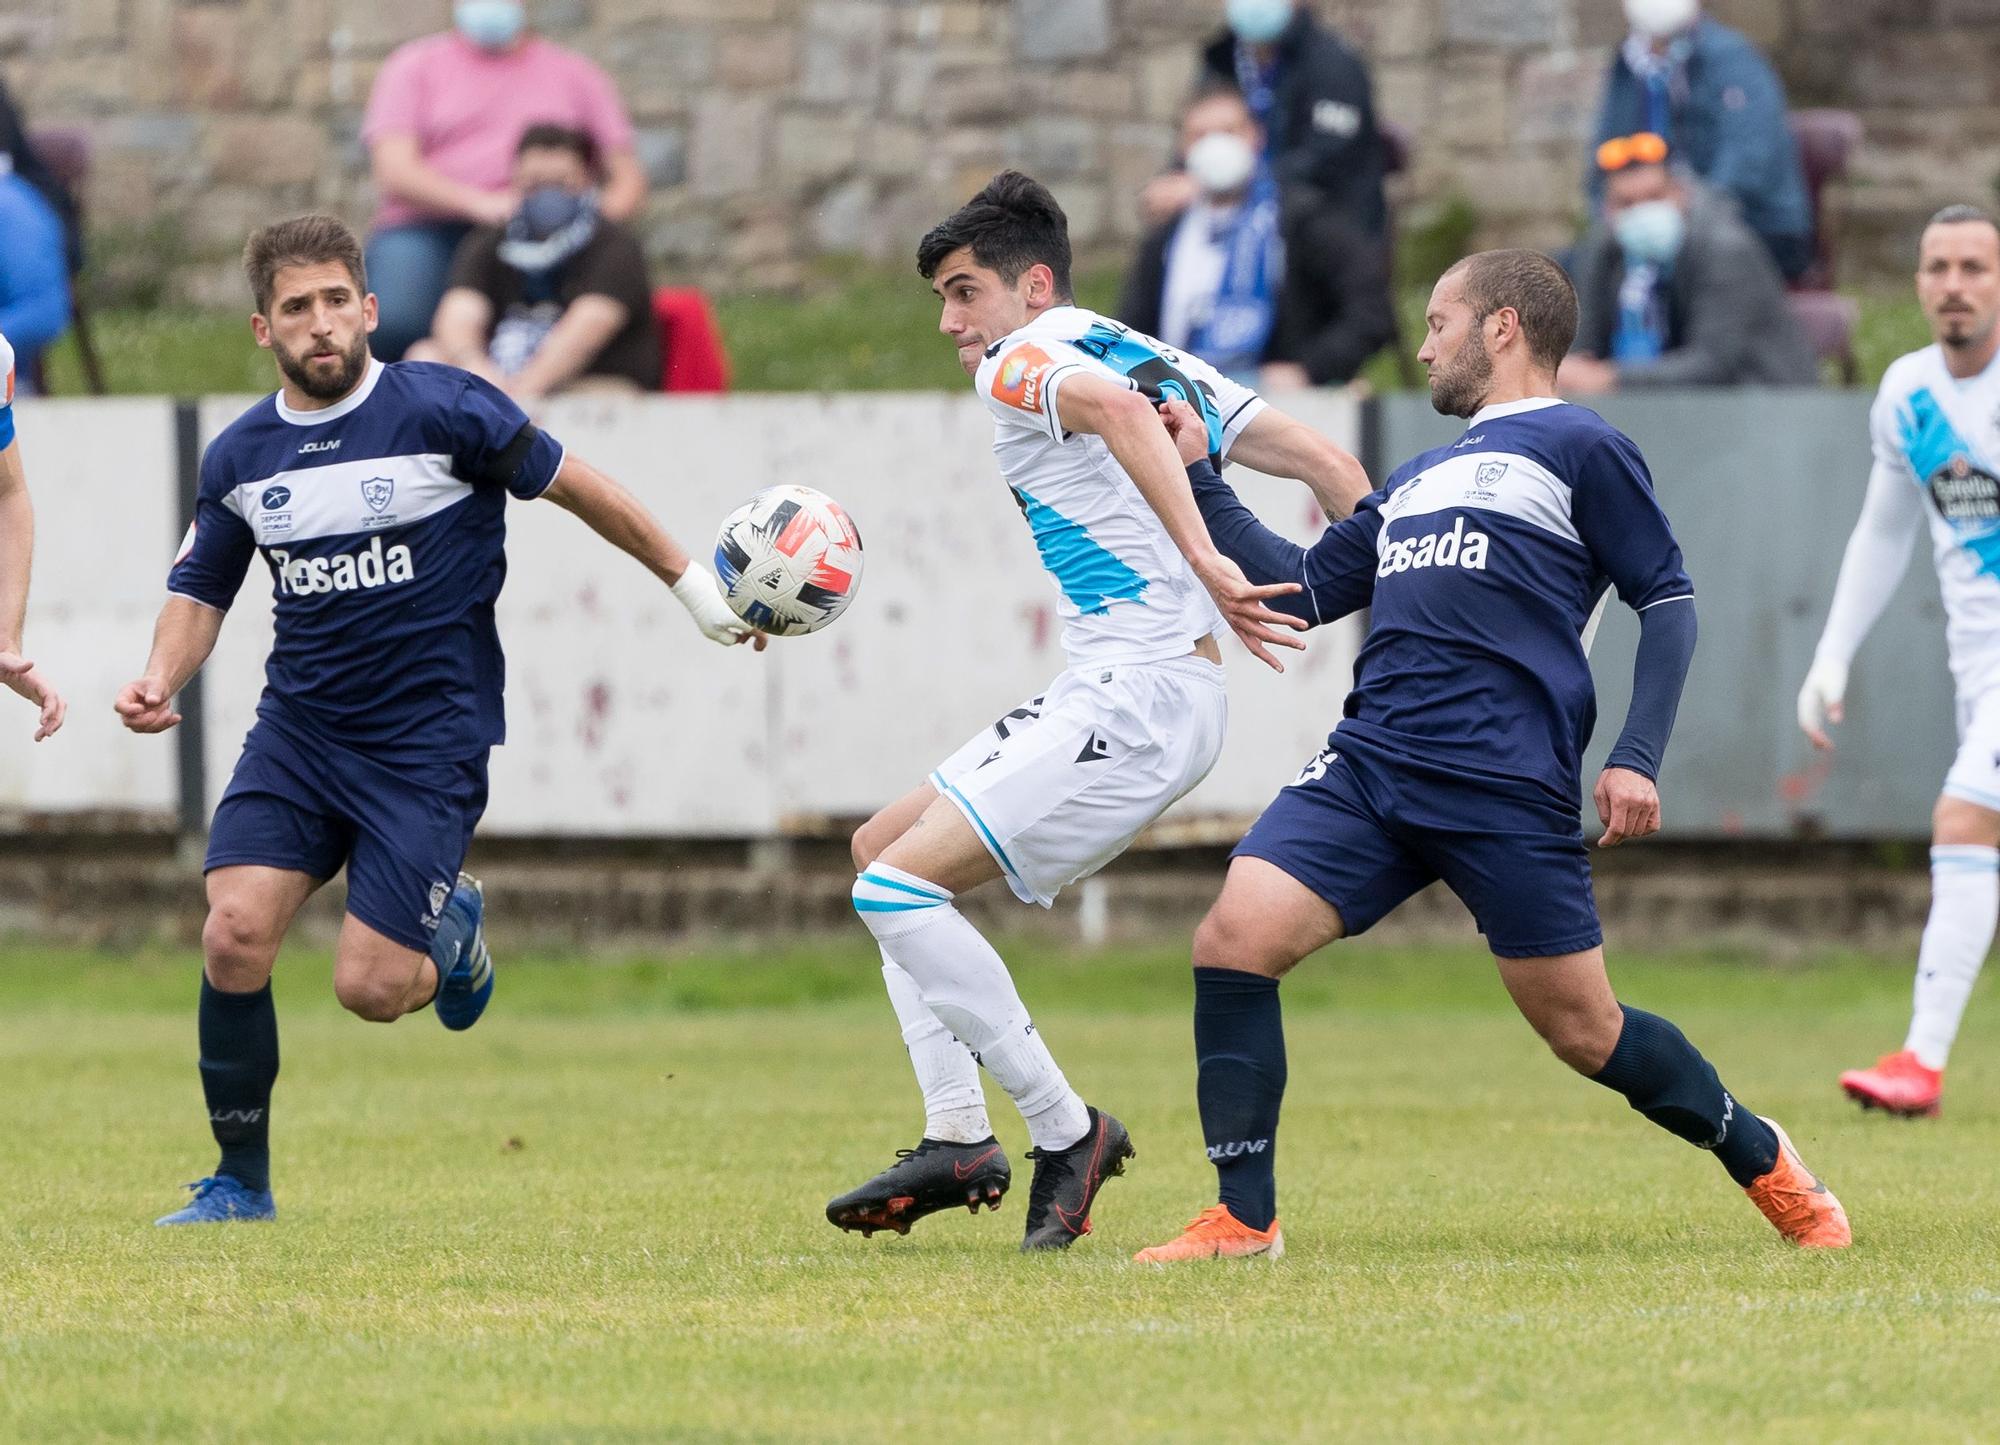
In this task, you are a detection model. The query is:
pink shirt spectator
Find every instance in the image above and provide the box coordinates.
[363,32,636,231]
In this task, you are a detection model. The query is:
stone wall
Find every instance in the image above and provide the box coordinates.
[1,0,1994,302]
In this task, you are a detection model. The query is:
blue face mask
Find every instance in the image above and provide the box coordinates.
[1227,0,1295,45]
[1614,198,1686,267]
[455,0,525,50]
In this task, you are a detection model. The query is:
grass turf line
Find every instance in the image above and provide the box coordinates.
[2,939,1996,1442]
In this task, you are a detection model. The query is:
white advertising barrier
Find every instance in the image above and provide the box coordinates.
[0,399,179,815]
[193,388,1363,836]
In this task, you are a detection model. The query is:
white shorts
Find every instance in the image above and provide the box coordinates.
[1945,687,2000,811]
[929,655,1229,907]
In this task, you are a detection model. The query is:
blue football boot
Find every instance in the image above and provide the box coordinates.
[432,871,494,1032]
[154,1174,276,1226]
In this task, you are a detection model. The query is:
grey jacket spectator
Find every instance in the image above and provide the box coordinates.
[1592,2,1811,279]
[1197,2,1386,237]
[1566,177,1816,391]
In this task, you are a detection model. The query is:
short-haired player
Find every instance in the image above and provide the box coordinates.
[1801,205,2000,1117]
[119,215,758,1225]
[1135,248,1849,1261]
[828,171,1372,1250]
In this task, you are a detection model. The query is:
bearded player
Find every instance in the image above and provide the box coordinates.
[118,215,758,1225]
[827,171,1371,1250]
[1802,205,2000,1118]
[1135,249,1848,1262]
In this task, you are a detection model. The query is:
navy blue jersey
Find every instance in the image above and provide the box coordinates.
[168,360,565,762]
[1200,398,1692,802]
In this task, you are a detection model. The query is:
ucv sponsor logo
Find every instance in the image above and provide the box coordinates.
[1207,1138,1270,1162]
[270,535,415,595]
[1377,516,1489,578]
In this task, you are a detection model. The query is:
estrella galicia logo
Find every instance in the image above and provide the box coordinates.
[360,477,395,514]
[261,485,292,511]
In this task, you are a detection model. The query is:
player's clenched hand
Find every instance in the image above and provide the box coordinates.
[1158,399,1209,467]
[1594,766,1661,847]
[114,677,182,733]
[1197,554,1306,674]
[2,655,65,741]
[1796,657,1848,752]
[669,561,767,649]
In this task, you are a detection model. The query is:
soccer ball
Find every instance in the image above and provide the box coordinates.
[713,484,864,636]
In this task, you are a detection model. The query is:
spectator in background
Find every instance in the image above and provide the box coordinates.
[0,156,72,391]
[0,77,81,280]
[362,1,647,363]
[1119,89,1395,391]
[1141,1,1386,239]
[1561,133,1816,394]
[1593,0,1812,281]
[409,125,659,400]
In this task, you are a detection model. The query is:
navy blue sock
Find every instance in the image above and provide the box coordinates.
[198,977,279,1193]
[1591,1005,1778,1187]
[1193,967,1287,1231]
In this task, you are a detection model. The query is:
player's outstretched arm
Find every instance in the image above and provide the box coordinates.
[114,596,225,734]
[1223,406,1374,522]
[538,453,765,649]
[1595,598,1698,847]
[1053,373,1306,671]
[1161,399,1381,631]
[0,437,64,741]
[1798,455,1924,751]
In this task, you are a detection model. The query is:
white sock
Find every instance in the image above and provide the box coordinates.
[1904,844,1999,1071]
[879,953,991,1144]
[853,863,1091,1151]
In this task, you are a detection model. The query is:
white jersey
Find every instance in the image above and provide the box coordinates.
[1820,346,2000,701]
[973,305,1264,668]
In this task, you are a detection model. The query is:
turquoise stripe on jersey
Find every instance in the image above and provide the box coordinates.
[1901,388,2000,581]
[1012,484,1150,617]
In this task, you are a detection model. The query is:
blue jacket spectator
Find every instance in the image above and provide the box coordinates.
[0,164,72,387]
[1591,1,1811,281]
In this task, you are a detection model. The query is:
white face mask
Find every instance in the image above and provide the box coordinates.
[1623,0,1699,39]
[1185,132,1259,197]
[1614,198,1687,266]
[1226,0,1295,45]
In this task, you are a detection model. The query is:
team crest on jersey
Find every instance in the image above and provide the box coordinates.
[1475,462,1508,488]
[992,343,1056,416]
[427,880,450,920]
[1930,453,2000,529]
[360,476,395,514]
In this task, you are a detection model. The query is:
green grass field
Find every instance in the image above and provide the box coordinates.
[2,937,1995,1443]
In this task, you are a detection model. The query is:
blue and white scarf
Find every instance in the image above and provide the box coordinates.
[1188,171,1285,383]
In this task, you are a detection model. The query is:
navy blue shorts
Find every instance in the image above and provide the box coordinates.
[206,713,489,952]
[1233,736,1602,959]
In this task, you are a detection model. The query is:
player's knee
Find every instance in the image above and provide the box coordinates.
[850,816,891,872]
[201,904,281,986]
[1531,1000,1622,1075]
[1933,794,2000,847]
[333,970,406,1023]
[1191,906,1288,977]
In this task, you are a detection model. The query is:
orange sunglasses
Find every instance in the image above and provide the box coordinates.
[1596,132,1670,172]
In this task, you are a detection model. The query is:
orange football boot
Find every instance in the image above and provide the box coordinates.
[1133,1204,1284,1263]
[1839,1049,1942,1118]
[1744,1116,1851,1249]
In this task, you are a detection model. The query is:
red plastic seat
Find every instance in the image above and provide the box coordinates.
[652,287,730,394]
